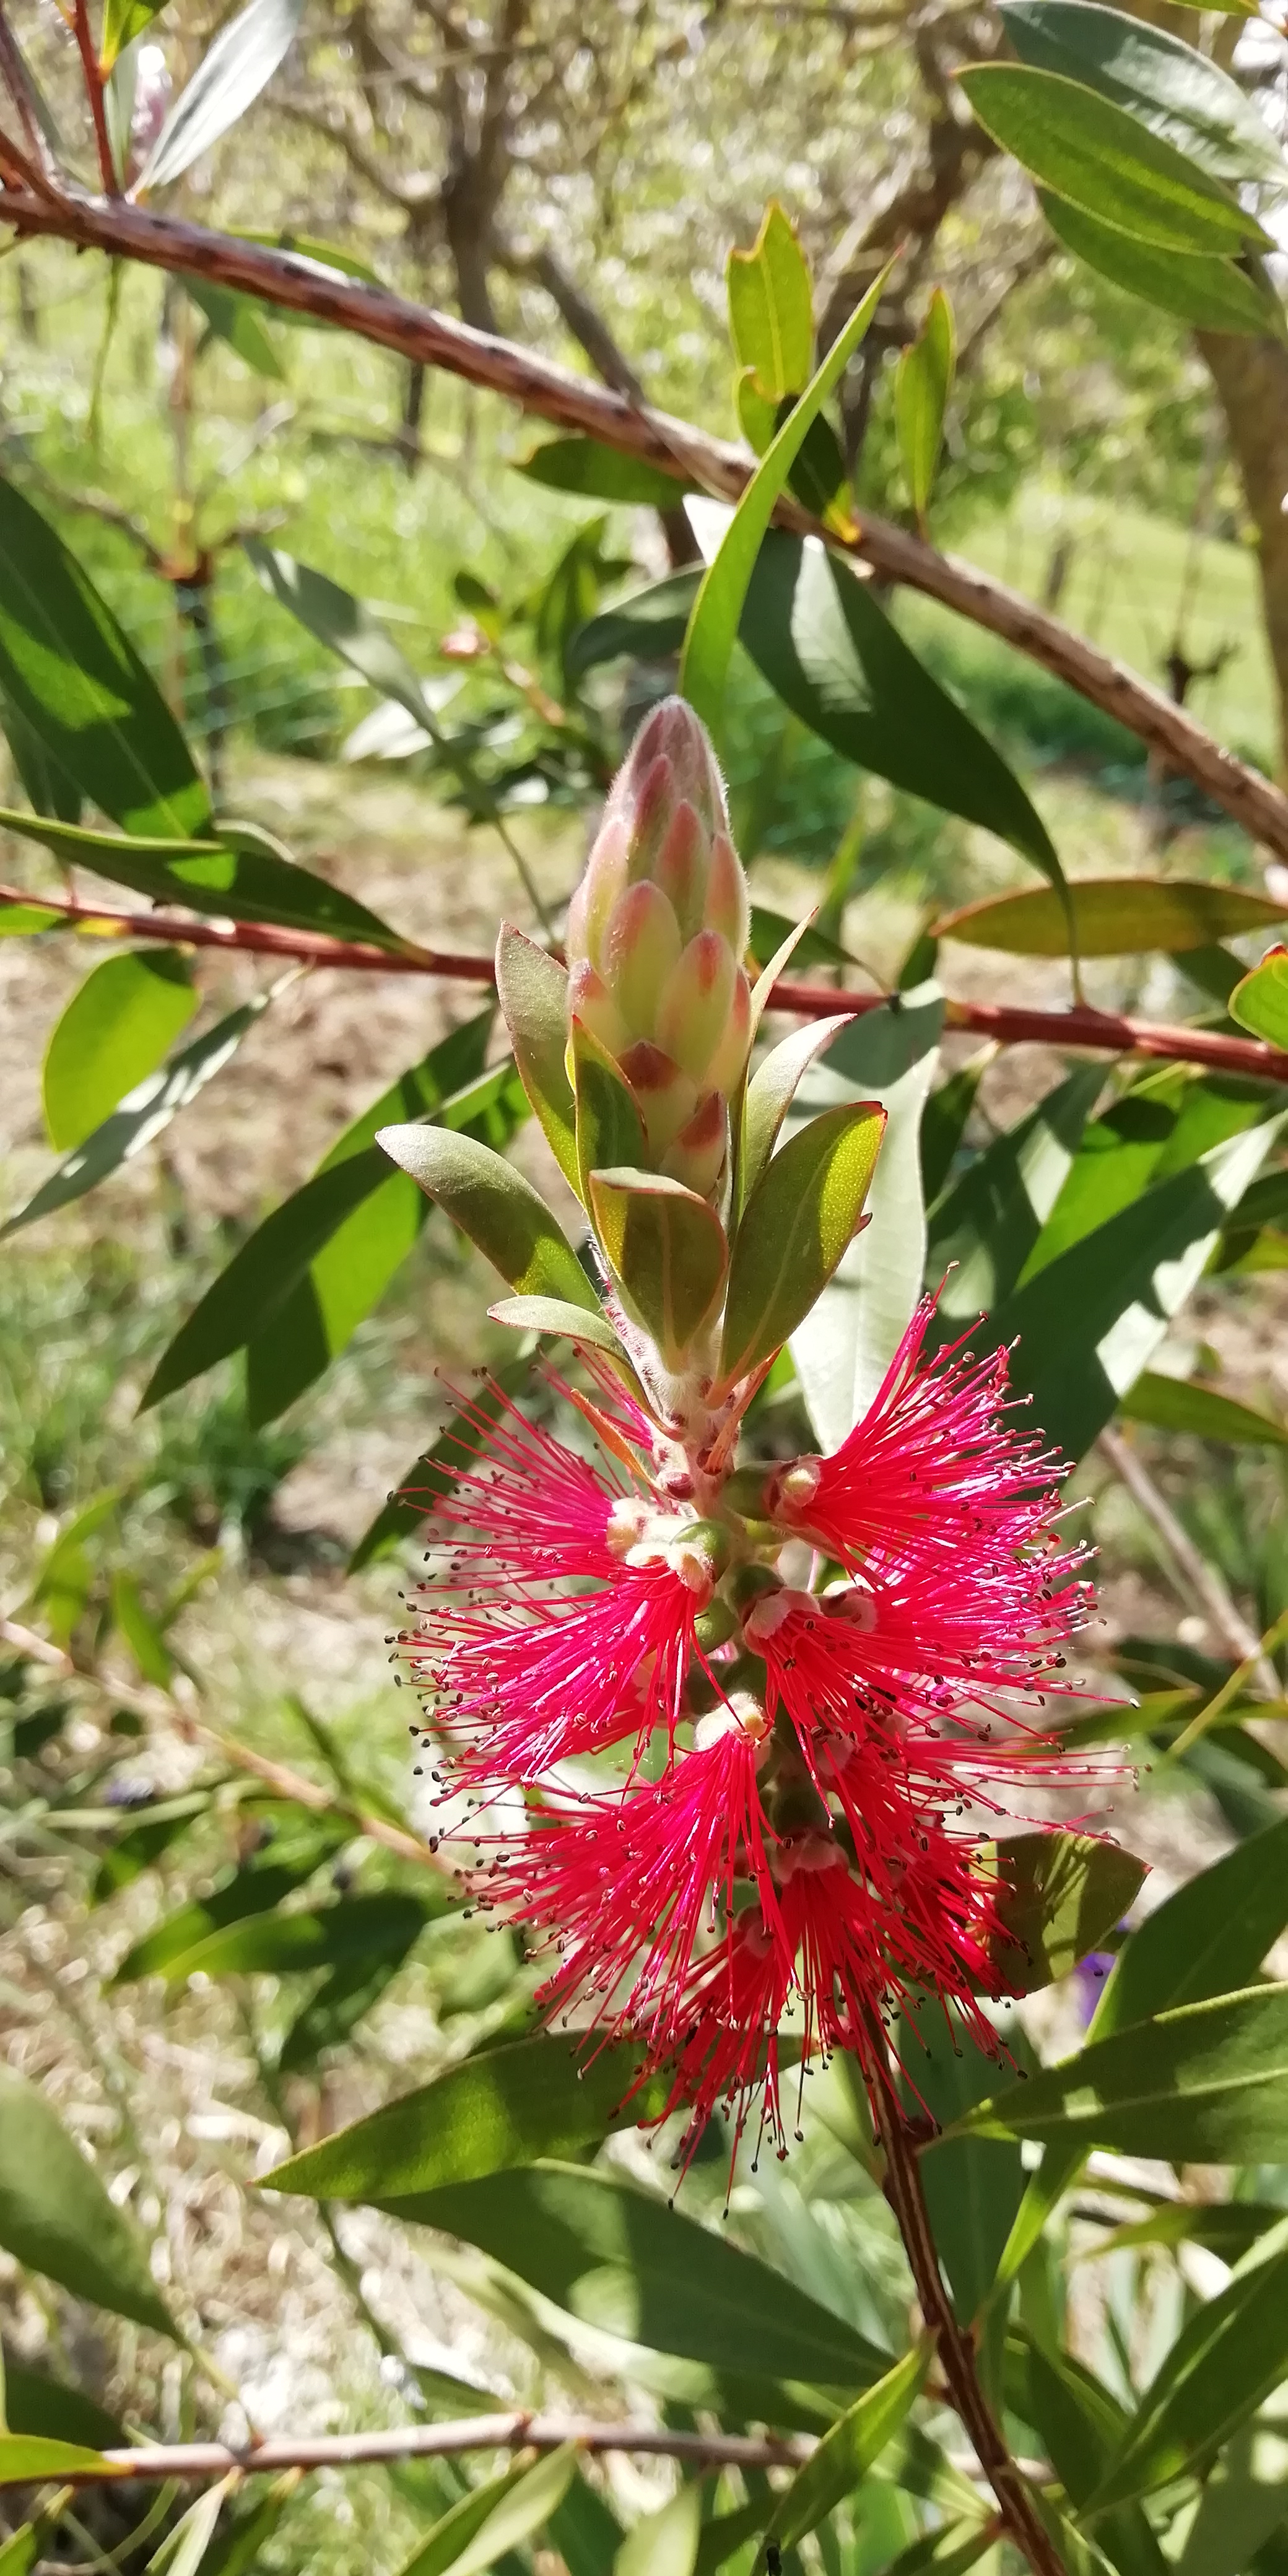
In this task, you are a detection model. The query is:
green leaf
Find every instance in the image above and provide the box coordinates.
[616,2486,702,2576]
[400,2447,578,2576]
[495,925,580,1193]
[172,1890,429,1982]
[739,533,1062,884]
[1119,1372,1288,1446]
[1231,950,1288,1050]
[739,1012,855,1213]
[520,437,690,507]
[0,804,406,949]
[1093,1815,1288,2042]
[572,1018,647,1209]
[0,2435,118,2489]
[42,949,197,1150]
[2,689,83,824]
[1172,2419,1288,2576]
[939,1981,1288,2160]
[0,478,209,839]
[0,2066,176,2338]
[754,2342,929,2569]
[113,1824,350,1983]
[3,2364,121,2452]
[109,1570,173,1687]
[934,878,1287,958]
[347,1360,532,1573]
[957,65,1269,253]
[1020,1073,1264,1281]
[1038,191,1279,336]
[988,1116,1286,1461]
[277,1947,417,2073]
[785,998,942,1444]
[151,2486,229,2576]
[987,1832,1147,1995]
[896,289,955,524]
[679,263,889,739]
[245,539,437,739]
[720,1101,886,1391]
[1007,2331,1166,2576]
[927,1064,1104,1330]
[378,1122,597,1312]
[488,1295,627,1361]
[551,2473,626,2576]
[748,906,852,975]
[184,276,286,380]
[371,2160,889,2386]
[101,0,170,71]
[565,568,700,689]
[0,899,63,936]
[1086,2221,1288,2510]
[2,982,280,1239]
[138,0,303,189]
[727,201,815,401]
[999,0,1288,189]
[900,1998,1026,2326]
[590,1169,728,1368]
[266,2034,673,2199]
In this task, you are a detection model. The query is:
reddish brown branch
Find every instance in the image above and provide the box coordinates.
[10,886,1288,1086]
[1,186,1286,863]
[19,2414,815,2487]
[71,1,116,193]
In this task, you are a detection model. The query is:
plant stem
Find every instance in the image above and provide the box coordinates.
[71,0,116,192]
[866,2034,1066,2576]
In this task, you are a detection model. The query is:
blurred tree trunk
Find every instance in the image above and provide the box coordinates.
[1198,329,1288,781]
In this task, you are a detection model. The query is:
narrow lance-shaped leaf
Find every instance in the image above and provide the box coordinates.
[0,2438,122,2491]
[520,436,692,507]
[679,259,892,738]
[896,287,955,526]
[999,0,1288,189]
[1119,1372,1288,1446]
[184,276,287,380]
[399,2448,578,2576]
[727,199,814,400]
[41,950,197,1151]
[489,1295,630,1364]
[1084,2220,1288,2512]
[957,64,1271,255]
[0,804,407,949]
[0,2068,177,2338]
[1038,191,1279,336]
[1230,947,1288,1050]
[754,2341,931,2569]
[721,1100,886,1392]
[138,0,305,190]
[378,1123,599,1312]
[738,1011,856,1212]
[244,538,439,737]
[589,1168,728,1368]
[934,878,1288,957]
[495,923,580,1192]
[572,1017,647,1209]
[616,2486,702,2576]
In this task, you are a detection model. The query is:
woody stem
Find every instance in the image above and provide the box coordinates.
[865,2026,1066,2576]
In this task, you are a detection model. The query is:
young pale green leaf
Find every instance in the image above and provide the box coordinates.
[378,1123,597,1312]
[371,2160,889,2387]
[938,1982,1288,2161]
[895,287,955,524]
[754,2341,929,2569]
[150,2484,231,2576]
[0,2067,176,2338]
[572,1019,648,1208]
[0,2436,120,2489]
[348,1357,534,1573]
[1039,191,1279,336]
[0,479,209,839]
[1230,949,1288,1050]
[138,0,303,189]
[0,804,406,949]
[726,200,814,401]
[934,877,1287,958]
[183,276,286,380]
[1093,1815,1288,2042]
[988,1115,1285,1461]
[739,533,1062,886]
[101,0,170,71]
[787,996,942,1443]
[957,66,1269,254]
[679,261,890,738]
[1118,1372,1288,1446]
[588,1168,727,1367]
[738,1012,855,1213]
[616,2484,702,2576]
[3,981,281,1240]
[1000,0,1288,189]
[41,950,197,1151]
[495,924,580,1193]
[1086,2223,1288,2511]
[985,1831,1147,1995]
[520,437,691,507]
[245,538,438,738]
[0,899,63,936]
[489,1295,625,1360]
[720,1100,886,1391]
[265,2034,672,2200]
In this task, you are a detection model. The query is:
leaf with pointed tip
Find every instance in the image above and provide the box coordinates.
[489,1295,626,1360]
[616,2486,702,2576]
[727,199,815,401]
[1230,949,1288,1050]
[245,538,438,739]
[896,287,955,523]
[1093,1814,1288,2043]
[101,0,170,70]
[495,924,580,1191]
[753,2342,930,2570]
[0,2437,120,2491]
[138,0,303,190]
[572,1018,647,1208]
[399,2448,577,2576]
[739,1012,856,1212]
[185,276,287,380]
[520,437,690,507]
[934,877,1287,957]
[1085,2221,1288,2511]
[721,1102,886,1391]
[957,64,1269,255]
[0,2067,177,2338]
[1119,1372,1288,1446]
[1000,0,1288,189]
[378,1125,598,1311]
[0,804,406,950]
[1039,191,1279,335]
[588,1168,727,1368]
[983,1832,1147,1993]
[42,949,197,1150]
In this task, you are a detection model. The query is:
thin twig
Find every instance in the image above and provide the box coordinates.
[6,882,1288,1086]
[1097,1424,1280,1694]
[36,2416,817,2486]
[71,0,115,193]
[1,187,1286,861]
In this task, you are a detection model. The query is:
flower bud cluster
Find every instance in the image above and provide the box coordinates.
[566,697,752,1200]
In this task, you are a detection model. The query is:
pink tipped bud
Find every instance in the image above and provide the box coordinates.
[661,1090,728,1200]
[704,967,753,1099]
[567,964,628,1064]
[656,931,738,1083]
[603,882,682,1038]
[616,1040,698,1157]
[566,815,629,973]
[651,801,708,945]
[705,831,751,957]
